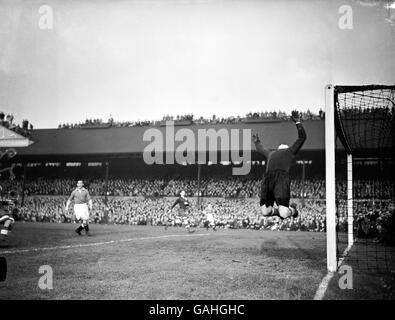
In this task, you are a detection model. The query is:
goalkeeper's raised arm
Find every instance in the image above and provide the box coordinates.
[289,111,306,155]
[252,132,270,158]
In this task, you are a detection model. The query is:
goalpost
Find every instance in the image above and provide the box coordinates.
[325,85,337,272]
[325,84,395,272]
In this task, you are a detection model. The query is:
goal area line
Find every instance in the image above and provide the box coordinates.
[0,232,212,255]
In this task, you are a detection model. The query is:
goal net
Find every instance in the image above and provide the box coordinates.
[325,84,395,273]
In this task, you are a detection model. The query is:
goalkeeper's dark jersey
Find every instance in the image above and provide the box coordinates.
[254,123,306,173]
[171,196,190,210]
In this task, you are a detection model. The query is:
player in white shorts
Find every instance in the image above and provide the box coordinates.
[203,203,217,231]
[66,180,93,236]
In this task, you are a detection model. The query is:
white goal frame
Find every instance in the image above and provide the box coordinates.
[325,84,354,272]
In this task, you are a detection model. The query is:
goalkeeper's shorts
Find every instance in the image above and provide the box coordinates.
[260,170,290,207]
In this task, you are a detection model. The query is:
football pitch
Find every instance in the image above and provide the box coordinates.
[0,223,393,300]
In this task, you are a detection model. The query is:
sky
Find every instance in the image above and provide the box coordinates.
[0,0,394,128]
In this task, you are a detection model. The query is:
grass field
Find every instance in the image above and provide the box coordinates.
[0,222,394,300]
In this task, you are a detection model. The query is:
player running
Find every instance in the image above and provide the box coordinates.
[252,111,306,220]
[66,180,93,236]
[168,190,195,233]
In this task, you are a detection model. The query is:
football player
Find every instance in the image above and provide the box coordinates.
[252,110,306,220]
[168,190,195,233]
[66,180,93,236]
[0,191,17,245]
[203,203,217,231]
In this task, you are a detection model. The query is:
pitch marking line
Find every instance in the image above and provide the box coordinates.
[0,233,212,255]
[313,245,352,300]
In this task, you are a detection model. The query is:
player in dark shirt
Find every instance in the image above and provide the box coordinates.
[168,190,195,233]
[170,192,190,212]
[252,111,306,219]
[0,190,18,245]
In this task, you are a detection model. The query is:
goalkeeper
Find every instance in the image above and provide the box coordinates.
[252,111,306,219]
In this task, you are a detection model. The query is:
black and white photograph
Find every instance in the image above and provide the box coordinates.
[0,0,394,305]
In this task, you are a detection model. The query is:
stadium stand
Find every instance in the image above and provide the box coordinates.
[57,110,324,129]
[0,111,33,139]
[1,177,392,235]
[1,110,391,240]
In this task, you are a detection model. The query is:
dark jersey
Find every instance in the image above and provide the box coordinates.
[0,207,8,218]
[171,196,190,210]
[0,201,11,218]
[254,123,306,173]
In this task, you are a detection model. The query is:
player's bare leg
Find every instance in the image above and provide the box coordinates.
[278,205,292,219]
[260,205,273,216]
[260,205,282,224]
[278,204,298,219]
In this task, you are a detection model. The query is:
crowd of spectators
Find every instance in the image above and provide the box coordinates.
[0,112,33,138]
[1,175,392,234]
[0,176,392,200]
[15,194,391,235]
[14,196,328,233]
[58,118,106,129]
[337,200,394,240]
[1,177,392,200]
[57,109,325,129]
[336,180,394,200]
[342,105,394,120]
[245,109,324,121]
